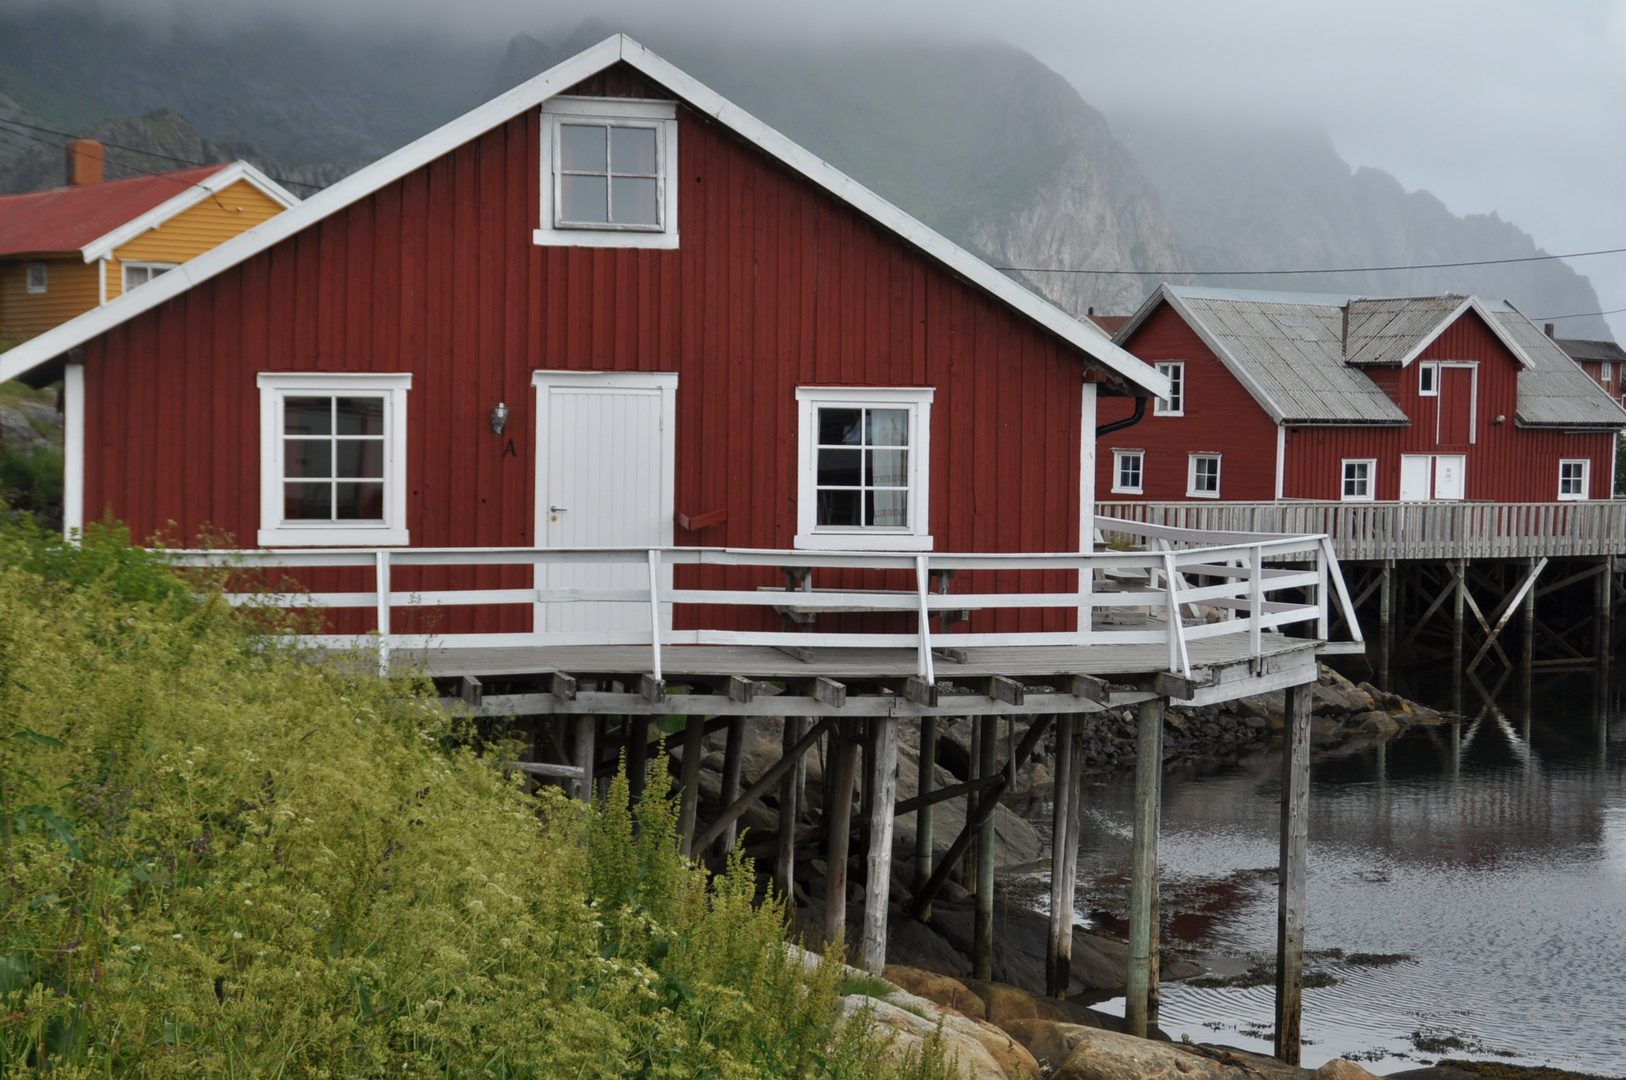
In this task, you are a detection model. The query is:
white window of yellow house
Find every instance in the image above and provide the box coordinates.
[535,97,679,250]
[25,262,47,294]
[123,262,178,292]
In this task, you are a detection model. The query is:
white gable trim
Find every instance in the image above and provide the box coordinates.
[1388,295,1531,370]
[1151,284,1292,423]
[0,35,1166,400]
[79,161,300,263]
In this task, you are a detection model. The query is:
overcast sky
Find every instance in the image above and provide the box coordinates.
[158,0,1626,339]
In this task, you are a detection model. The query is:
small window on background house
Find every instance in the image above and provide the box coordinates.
[1188,453,1221,497]
[536,98,678,250]
[1113,450,1145,494]
[1154,362,1184,416]
[1603,362,1614,386]
[122,262,177,292]
[1559,459,1590,500]
[1418,363,1438,395]
[794,387,933,550]
[25,262,47,294]
[1341,459,1375,501]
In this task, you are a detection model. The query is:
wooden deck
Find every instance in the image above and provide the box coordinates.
[1099,499,1626,562]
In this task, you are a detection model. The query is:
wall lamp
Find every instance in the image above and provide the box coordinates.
[490,402,509,434]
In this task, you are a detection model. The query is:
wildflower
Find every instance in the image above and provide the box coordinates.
[233,931,244,940]
[172,933,183,940]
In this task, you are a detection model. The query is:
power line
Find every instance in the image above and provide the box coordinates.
[996,245,1626,277]
[1530,305,1626,322]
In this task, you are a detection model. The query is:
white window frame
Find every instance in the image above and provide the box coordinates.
[25,262,46,294]
[257,373,412,546]
[1153,361,1184,416]
[1341,458,1376,502]
[794,386,933,551]
[534,97,679,250]
[1603,362,1614,386]
[121,261,179,293]
[1558,458,1590,501]
[1187,453,1221,498]
[1112,449,1145,495]
[1418,362,1438,396]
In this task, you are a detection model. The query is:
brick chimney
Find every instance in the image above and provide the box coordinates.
[1545,322,1555,337]
[65,139,104,186]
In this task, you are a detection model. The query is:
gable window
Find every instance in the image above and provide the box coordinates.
[122,261,177,292]
[1188,453,1221,498]
[535,97,679,250]
[1342,459,1375,501]
[25,262,46,294]
[1112,450,1144,494]
[795,387,932,550]
[1154,361,1184,416]
[257,373,411,546]
[1603,362,1614,386]
[1559,459,1590,501]
[1418,362,1438,396]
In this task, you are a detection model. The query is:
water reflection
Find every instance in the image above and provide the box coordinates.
[1069,669,1626,1075]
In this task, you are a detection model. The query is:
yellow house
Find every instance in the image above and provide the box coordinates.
[0,141,297,348]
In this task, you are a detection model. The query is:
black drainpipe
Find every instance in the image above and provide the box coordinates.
[1095,395,1148,438]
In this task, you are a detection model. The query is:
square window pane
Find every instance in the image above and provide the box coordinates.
[336,482,385,520]
[610,176,658,225]
[817,489,860,527]
[336,396,384,436]
[561,175,608,223]
[284,439,332,479]
[610,126,657,175]
[818,448,861,487]
[559,124,607,172]
[284,482,331,520]
[284,397,331,435]
[866,490,908,527]
[867,449,908,487]
[818,408,862,446]
[337,438,384,479]
[868,409,908,446]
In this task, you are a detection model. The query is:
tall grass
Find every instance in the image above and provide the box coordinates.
[0,524,934,1079]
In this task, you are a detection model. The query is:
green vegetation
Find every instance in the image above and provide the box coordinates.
[0,523,934,1078]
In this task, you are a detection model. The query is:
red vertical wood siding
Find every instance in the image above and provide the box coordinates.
[1094,303,1281,501]
[77,69,1094,635]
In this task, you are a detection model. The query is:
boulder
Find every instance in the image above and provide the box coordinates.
[881,989,1043,1080]
[884,965,985,1019]
[885,912,974,978]
[841,995,1007,1080]
[1000,1019,1099,1071]
[890,748,1046,870]
[1311,1061,1381,1080]
[960,979,1040,1025]
[1311,718,1345,744]
[1051,1028,1239,1080]
[927,901,1130,995]
[1311,682,1375,716]
[1191,1042,1311,1080]
[0,405,40,452]
[1350,710,1400,738]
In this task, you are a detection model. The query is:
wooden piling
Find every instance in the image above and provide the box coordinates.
[1124,696,1164,1038]
[777,717,804,899]
[678,716,705,858]
[965,717,981,890]
[1274,682,1313,1066]
[972,715,998,980]
[1452,559,1466,675]
[1058,720,1084,988]
[824,720,860,947]
[860,718,900,974]
[915,717,938,920]
[1599,555,1614,669]
[1523,557,1538,672]
[573,716,596,804]
[1046,713,1076,998]
[714,717,745,857]
[1378,560,1394,690]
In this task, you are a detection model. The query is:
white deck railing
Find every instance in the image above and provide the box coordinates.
[1098,500,1626,561]
[166,519,1360,680]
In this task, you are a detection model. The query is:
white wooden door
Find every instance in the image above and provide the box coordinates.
[533,372,677,637]
[1400,455,1432,500]
[1434,455,1466,501]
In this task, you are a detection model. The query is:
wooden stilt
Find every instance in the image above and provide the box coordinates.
[677,716,705,858]
[972,715,998,981]
[860,717,900,974]
[915,717,938,919]
[777,717,805,899]
[1599,555,1614,669]
[1274,682,1313,1065]
[1452,559,1466,674]
[1378,560,1394,690]
[1057,720,1084,991]
[1046,713,1076,998]
[1124,696,1163,1038]
[714,717,745,857]
[824,720,860,947]
[1523,557,1538,672]
[573,716,596,804]
[965,717,981,889]
[693,718,835,853]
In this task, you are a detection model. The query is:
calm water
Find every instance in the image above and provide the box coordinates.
[1061,671,1626,1075]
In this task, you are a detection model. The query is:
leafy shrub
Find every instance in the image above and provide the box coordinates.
[0,524,936,1079]
[0,443,62,531]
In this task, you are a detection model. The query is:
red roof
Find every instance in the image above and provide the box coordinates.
[1088,314,1132,336]
[0,164,229,259]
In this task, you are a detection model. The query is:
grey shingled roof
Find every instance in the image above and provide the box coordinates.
[1495,314,1626,429]
[1554,337,1626,364]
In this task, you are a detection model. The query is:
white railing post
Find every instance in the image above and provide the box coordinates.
[1248,545,1263,658]
[648,548,664,683]
[1315,541,1329,641]
[375,549,391,677]
[1162,551,1190,677]
[915,554,935,684]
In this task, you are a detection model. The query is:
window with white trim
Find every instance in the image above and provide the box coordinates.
[1112,450,1144,494]
[257,373,411,546]
[795,387,932,550]
[1188,453,1221,498]
[1341,459,1375,501]
[1559,459,1590,500]
[25,262,46,294]
[1603,362,1614,386]
[1153,361,1184,416]
[534,97,679,250]
[1418,362,1438,396]
[122,261,178,292]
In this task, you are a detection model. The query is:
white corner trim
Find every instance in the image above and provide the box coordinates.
[1160,287,1290,423]
[62,362,84,541]
[0,35,1167,401]
[1274,424,1286,500]
[79,160,300,264]
[1078,381,1096,551]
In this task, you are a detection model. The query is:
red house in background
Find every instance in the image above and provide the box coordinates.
[1096,285,1626,505]
[1553,333,1626,409]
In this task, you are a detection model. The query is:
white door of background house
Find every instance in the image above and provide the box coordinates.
[1433,455,1466,501]
[1400,455,1431,501]
[532,371,677,637]
[1398,453,1467,501]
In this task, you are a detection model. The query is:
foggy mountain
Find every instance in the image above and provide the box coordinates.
[0,4,1607,337]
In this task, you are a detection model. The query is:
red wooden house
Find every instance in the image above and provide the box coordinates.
[1096,285,1626,505]
[1553,333,1626,410]
[0,35,1176,642]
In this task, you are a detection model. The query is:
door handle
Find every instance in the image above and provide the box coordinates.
[550,506,568,512]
